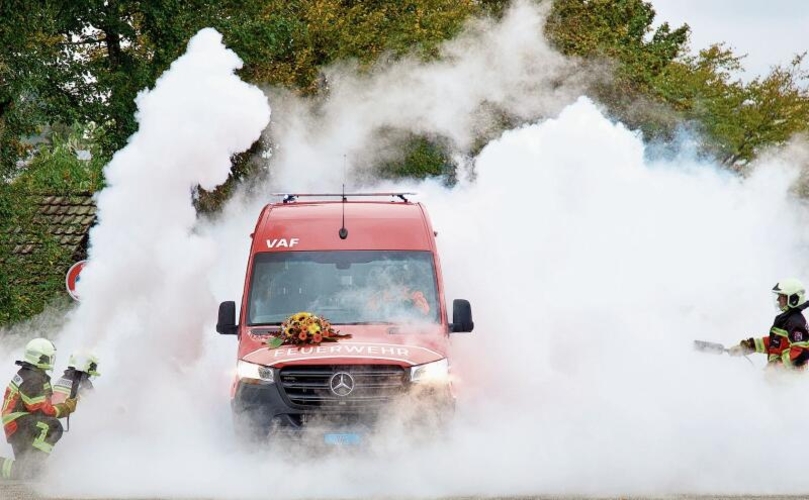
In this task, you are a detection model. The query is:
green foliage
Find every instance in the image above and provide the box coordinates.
[4,0,807,180]
[1,0,482,174]
[475,0,512,18]
[0,185,77,326]
[546,0,809,167]
[221,0,478,92]
[546,0,689,89]
[377,135,453,182]
[716,55,809,167]
[2,0,483,213]
[2,1,482,324]
[194,139,269,214]
[545,0,690,139]
[5,0,809,327]
[652,49,809,167]
[14,123,108,192]
[0,1,62,175]
[198,0,481,208]
[2,1,228,172]
[0,121,104,326]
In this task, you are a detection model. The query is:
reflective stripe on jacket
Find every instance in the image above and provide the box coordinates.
[2,363,63,438]
[754,306,809,369]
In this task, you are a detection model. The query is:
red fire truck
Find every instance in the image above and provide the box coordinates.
[216,193,473,445]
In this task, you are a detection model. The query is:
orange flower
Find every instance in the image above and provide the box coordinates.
[298,331,308,342]
[312,333,323,344]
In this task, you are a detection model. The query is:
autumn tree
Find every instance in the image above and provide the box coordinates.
[545,0,690,138]
[545,0,809,168]
[0,0,485,325]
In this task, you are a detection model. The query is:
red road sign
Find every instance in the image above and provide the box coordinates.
[65,260,87,301]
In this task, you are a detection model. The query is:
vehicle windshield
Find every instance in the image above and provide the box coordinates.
[246,251,440,325]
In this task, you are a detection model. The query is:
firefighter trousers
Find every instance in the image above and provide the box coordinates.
[1,415,63,480]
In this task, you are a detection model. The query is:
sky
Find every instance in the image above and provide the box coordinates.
[649,0,809,80]
[0,1,809,498]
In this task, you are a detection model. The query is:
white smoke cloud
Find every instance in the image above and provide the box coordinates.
[0,26,271,495]
[67,26,270,353]
[3,0,809,498]
[427,97,809,496]
[261,0,586,192]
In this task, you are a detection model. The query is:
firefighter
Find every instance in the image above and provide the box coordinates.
[1,338,78,480]
[52,352,100,404]
[367,263,431,317]
[729,278,809,369]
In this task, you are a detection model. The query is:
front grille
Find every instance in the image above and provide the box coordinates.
[279,365,407,409]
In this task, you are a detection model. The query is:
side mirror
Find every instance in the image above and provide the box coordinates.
[217,301,238,335]
[450,299,474,333]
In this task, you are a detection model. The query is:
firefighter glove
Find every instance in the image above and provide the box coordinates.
[728,345,744,356]
[56,398,78,416]
[728,339,755,356]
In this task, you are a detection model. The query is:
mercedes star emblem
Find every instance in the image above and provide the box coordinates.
[329,372,355,397]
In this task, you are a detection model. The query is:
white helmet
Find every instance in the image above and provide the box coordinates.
[68,352,100,377]
[772,278,806,311]
[23,338,56,371]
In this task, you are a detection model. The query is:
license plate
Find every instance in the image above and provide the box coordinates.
[323,432,362,445]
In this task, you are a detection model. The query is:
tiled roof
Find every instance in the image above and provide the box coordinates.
[7,195,95,257]
[1,194,96,284]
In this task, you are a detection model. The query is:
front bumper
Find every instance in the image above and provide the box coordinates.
[232,366,455,432]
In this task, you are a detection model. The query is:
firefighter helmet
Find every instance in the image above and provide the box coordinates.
[772,278,806,311]
[68,352,100,377]
[23,338,56,371]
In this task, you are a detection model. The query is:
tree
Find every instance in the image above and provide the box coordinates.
[545,0,809,168]
[0,1,487,324]
[2,1,484,207]
[0,0,66,176]
[721,55,809,167]
[545,0,689,89]
[1,1,483,174]
[653,48,809,167]
[204,0,481,209]
[14,122,107,193]
[544,0,690,141]
[223,0,478,91]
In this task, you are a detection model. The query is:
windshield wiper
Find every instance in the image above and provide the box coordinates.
[335,321,396,325]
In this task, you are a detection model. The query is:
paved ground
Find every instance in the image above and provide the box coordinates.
[1,482,39,499]
[4,488,809,500]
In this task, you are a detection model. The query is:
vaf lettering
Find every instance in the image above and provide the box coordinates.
[266,238,299,249]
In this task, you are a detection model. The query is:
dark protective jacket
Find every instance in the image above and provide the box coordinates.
[1,362,67,439]
[52,368,94,404]
[750,303,809,369]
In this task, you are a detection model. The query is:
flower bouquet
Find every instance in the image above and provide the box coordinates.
[266,312,352,349]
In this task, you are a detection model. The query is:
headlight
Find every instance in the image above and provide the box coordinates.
[410,358,450,384]
[237,360,275,384]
